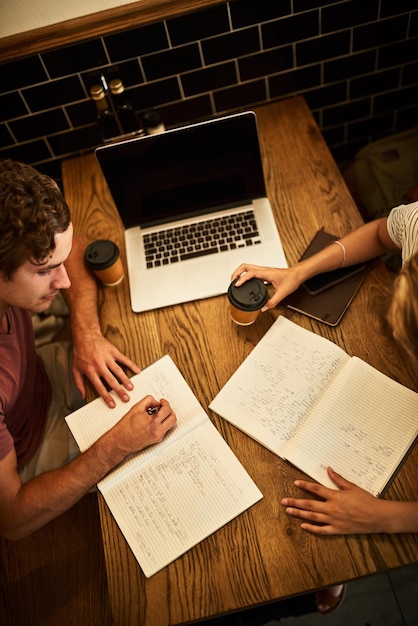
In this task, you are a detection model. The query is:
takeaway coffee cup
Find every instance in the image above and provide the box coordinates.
[227,277,269,325]
[84,239,124,286]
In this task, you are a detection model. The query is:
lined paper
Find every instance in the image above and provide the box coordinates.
[210,316,418,496]
[284,357,418,494]
[66,357,201,455]
[66,355,262,577]
[209,316,348,454]
[102,422,260,576]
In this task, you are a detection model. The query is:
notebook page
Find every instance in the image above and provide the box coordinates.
[65,354,205,466]
[209,316,349,455]
[283,357,418,495]
[99,419,263,577]
[66,354,262,576]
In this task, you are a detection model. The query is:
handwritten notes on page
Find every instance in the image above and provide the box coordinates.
[210,316,418,496]
[66,355,262,577]
[209,316,349,454]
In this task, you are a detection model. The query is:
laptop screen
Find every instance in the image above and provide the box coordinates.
[95,111,267,229]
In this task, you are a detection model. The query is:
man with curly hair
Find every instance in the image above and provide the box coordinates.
[0,159,176,540]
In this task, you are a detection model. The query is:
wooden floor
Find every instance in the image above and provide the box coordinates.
[0,493,114,625]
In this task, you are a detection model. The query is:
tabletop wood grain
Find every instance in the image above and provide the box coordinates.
[62,96,418,626]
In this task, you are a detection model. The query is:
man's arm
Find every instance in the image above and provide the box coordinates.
[62,236,140,407]
[0,396,176,540]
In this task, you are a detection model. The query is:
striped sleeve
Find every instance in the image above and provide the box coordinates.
[386,201,418,265]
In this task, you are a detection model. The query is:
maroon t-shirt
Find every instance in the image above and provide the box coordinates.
[0,307,52,470]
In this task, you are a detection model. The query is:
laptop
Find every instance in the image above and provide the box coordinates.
[95,111,288,313]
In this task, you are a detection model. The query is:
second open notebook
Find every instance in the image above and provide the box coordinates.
[209,316,418,497]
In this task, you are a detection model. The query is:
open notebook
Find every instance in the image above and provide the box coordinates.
[209,316,418,498]
[65,355,262,577]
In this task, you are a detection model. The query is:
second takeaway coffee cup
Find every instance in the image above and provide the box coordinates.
[228,277,269,326]
[84,239,124,286]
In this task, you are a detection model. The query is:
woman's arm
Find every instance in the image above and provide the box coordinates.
[232,218,399,310]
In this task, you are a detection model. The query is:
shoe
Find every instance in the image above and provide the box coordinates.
[315,584,346,615]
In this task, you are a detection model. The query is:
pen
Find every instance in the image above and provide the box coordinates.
[147,404,162,416]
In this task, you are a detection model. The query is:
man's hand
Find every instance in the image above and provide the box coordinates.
[71,330,141,408]
[114,396,177,454]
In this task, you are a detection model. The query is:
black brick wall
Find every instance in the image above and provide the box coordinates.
[0,0,417,183]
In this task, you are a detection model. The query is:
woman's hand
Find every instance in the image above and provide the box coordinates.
[281,467,389,535]
[231,263,303,310]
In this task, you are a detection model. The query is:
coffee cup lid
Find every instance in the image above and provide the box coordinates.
[227,277,268,311]
[84,240,119,270]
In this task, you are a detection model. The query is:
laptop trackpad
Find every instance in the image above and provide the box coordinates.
[183,262,228,298]
[130,263,227,311]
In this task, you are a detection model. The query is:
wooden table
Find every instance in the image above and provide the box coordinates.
[62,97,418,626]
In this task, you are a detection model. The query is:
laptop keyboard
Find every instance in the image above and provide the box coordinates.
[143,210,261,268]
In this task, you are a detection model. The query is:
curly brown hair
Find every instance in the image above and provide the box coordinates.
[0,159,71,280]
[387,251,418,364]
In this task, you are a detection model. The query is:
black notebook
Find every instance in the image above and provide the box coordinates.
[283,230,369,326]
